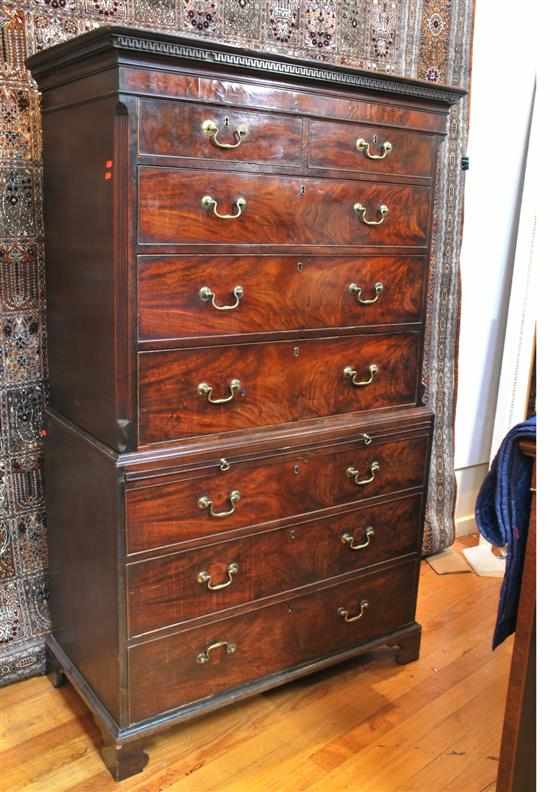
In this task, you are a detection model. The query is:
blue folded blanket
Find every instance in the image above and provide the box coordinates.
[475,416,536,648]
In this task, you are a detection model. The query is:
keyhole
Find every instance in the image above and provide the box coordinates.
[293,346,300,358]
[300,185,305,196]
[223,116,229,127]
[297,261,304,272]
[293,464,300,474]
[372,134,377,144]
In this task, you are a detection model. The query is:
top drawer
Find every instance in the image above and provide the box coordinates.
[138,99,304,166]
[308,120,435,179]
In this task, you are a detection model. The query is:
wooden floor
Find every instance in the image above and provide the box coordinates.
[0,537,511,792]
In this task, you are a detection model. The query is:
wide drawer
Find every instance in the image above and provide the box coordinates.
[138,254,425,341]
[137,168,430,247]
[127,494,422,637]
[138,333,420,444]
[308,120,435,178]
[138,99,304,166]
[125,433,429,554]
[128,560,418,722]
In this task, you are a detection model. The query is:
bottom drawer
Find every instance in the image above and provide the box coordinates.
[128,560,418,722]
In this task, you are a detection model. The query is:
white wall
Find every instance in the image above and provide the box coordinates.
[454,2,535,534]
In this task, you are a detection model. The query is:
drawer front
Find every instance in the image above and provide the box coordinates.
[138,168,430,247]
[127,494,422,637]
[138,99,304,165]
[138,254,425,341]
[128,561,418,722]
[139,333,420,444]
[126,434,429,554]
[308,120,435,178]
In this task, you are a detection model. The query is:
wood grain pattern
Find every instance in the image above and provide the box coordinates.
[308,119,435,178]
[128,560,418,722]
[138,168,431,247]
[138,99,304,164]
[127,494,422,636]
[138,333,421,443]
[125,434,429,554]
[121,67,449,134]
[137,254,426,341]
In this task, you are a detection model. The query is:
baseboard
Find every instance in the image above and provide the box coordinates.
[455,514,478,537]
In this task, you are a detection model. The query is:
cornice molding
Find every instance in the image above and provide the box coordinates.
[28,26,466,107]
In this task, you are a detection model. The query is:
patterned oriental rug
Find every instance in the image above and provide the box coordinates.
[0,1,475,686]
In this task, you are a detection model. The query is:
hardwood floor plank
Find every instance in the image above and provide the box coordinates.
[0,549,511,792]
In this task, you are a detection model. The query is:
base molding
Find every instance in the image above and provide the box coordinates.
[46,622,421,780]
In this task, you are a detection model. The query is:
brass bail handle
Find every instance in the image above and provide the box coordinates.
[343,364,378,387]
[199,285,244,311]
[341,526,375,551]
[196,640,237,664]
[338,600,369,623]
[348,281,384,306]
[346,460,380,487]
[197,562,239,590]
[202,118,249,149]
[201,194,247,220]
[356,138,393,159]
[198,490,241,518]
[353,202,389,226]
[198,378,241,404]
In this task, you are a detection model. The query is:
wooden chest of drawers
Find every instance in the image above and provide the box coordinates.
[28,26,464,781]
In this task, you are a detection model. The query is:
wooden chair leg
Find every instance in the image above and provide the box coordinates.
[101,737,149,782]
[395,624,422,665]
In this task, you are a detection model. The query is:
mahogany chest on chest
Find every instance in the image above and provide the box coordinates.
[28,26,464,781]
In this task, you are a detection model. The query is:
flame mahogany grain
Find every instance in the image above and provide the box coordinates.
[138,333,420,444]
[138,168,431,247]
[137,254,426,341]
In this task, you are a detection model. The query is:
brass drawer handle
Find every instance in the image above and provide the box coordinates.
[196,640,237,664]
[199,285,244,311]
[202,118,249,149]
[346,461,380,486]
[201,194,247,220]
[356,138,393,160]
[198,490,241,518]
[197,562,239,590]
[341,526,375,550]
[353,202,389,226]
[348,281,384,305]
[344,364,378,387]
[198,378,241,404]
[338,600,369,623]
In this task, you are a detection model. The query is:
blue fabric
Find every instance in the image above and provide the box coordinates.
[475,416,536,648]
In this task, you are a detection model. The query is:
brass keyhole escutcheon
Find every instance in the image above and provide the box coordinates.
[293,346,300,357]
[293,464,300,475]
[297,261,304,272]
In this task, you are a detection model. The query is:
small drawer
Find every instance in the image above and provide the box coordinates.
[138,168,430,247]
[137,254,426,342]
[138,333,420,444]
[308,120,436,179]
[127,494,422,637]
[125,432,430,554]
[138,99,304,166]
[128,560,418,722]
